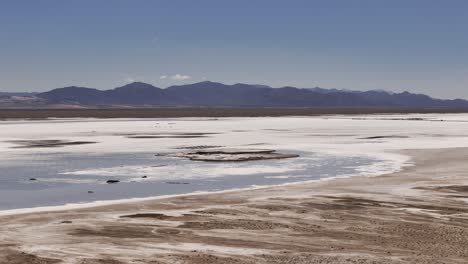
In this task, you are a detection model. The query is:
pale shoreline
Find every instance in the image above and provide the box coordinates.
[1,147,468,263]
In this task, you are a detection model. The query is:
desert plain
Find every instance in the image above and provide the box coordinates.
[0,111,468,263]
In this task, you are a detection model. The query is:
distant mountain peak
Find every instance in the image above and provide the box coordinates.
[61,85,93,89]
[115,82,159,89]
[126,81,153,86]
[367,89,393,94]
[197,81,221,85]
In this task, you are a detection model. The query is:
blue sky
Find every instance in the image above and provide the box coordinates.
[1,0,467,98]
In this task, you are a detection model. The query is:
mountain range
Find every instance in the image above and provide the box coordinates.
[1,81,467,108]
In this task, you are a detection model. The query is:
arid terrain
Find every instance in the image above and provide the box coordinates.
[1,147,468,263]
[3,0,468,262]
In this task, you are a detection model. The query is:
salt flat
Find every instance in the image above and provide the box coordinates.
[1,114,468,263]
[1,114,468,211]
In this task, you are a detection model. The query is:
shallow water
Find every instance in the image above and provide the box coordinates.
[0,150,381,210]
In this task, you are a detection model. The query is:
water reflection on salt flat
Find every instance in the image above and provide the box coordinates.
[0,150,382,210]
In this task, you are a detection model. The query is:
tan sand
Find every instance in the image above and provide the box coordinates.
[1,148,468,263]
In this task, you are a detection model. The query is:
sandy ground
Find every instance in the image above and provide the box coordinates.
[1,148,468,263]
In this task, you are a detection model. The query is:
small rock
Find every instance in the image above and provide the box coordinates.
[29,178,37,181]
[142,175,148,178]
[60,221,72,224]
[88,191,94,194]
[106,180,120,184]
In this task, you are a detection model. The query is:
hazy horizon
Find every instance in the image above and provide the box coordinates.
[1,0,467,99]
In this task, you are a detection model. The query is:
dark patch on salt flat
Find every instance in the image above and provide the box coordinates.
[7,140,96,148]
[415,185,468,193]
[191,149,275,155]
[0,249,61,264]
[174,145,223,150]
[123,132,218,139]
[352,117,428,121]
[163,148,299,162]
[120,213,171,220]
[118,132,218,136]
[244,143,267,146]
[154,228,181,235]
[178,219,289,230]
[307,134,357,137]
[127,135,206,139]
[359,135,409,140]
[262,129,290,132]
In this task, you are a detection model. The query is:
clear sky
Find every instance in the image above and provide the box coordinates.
[1,0,467,99]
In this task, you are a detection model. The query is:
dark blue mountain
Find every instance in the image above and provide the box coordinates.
[26,81,468,108]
